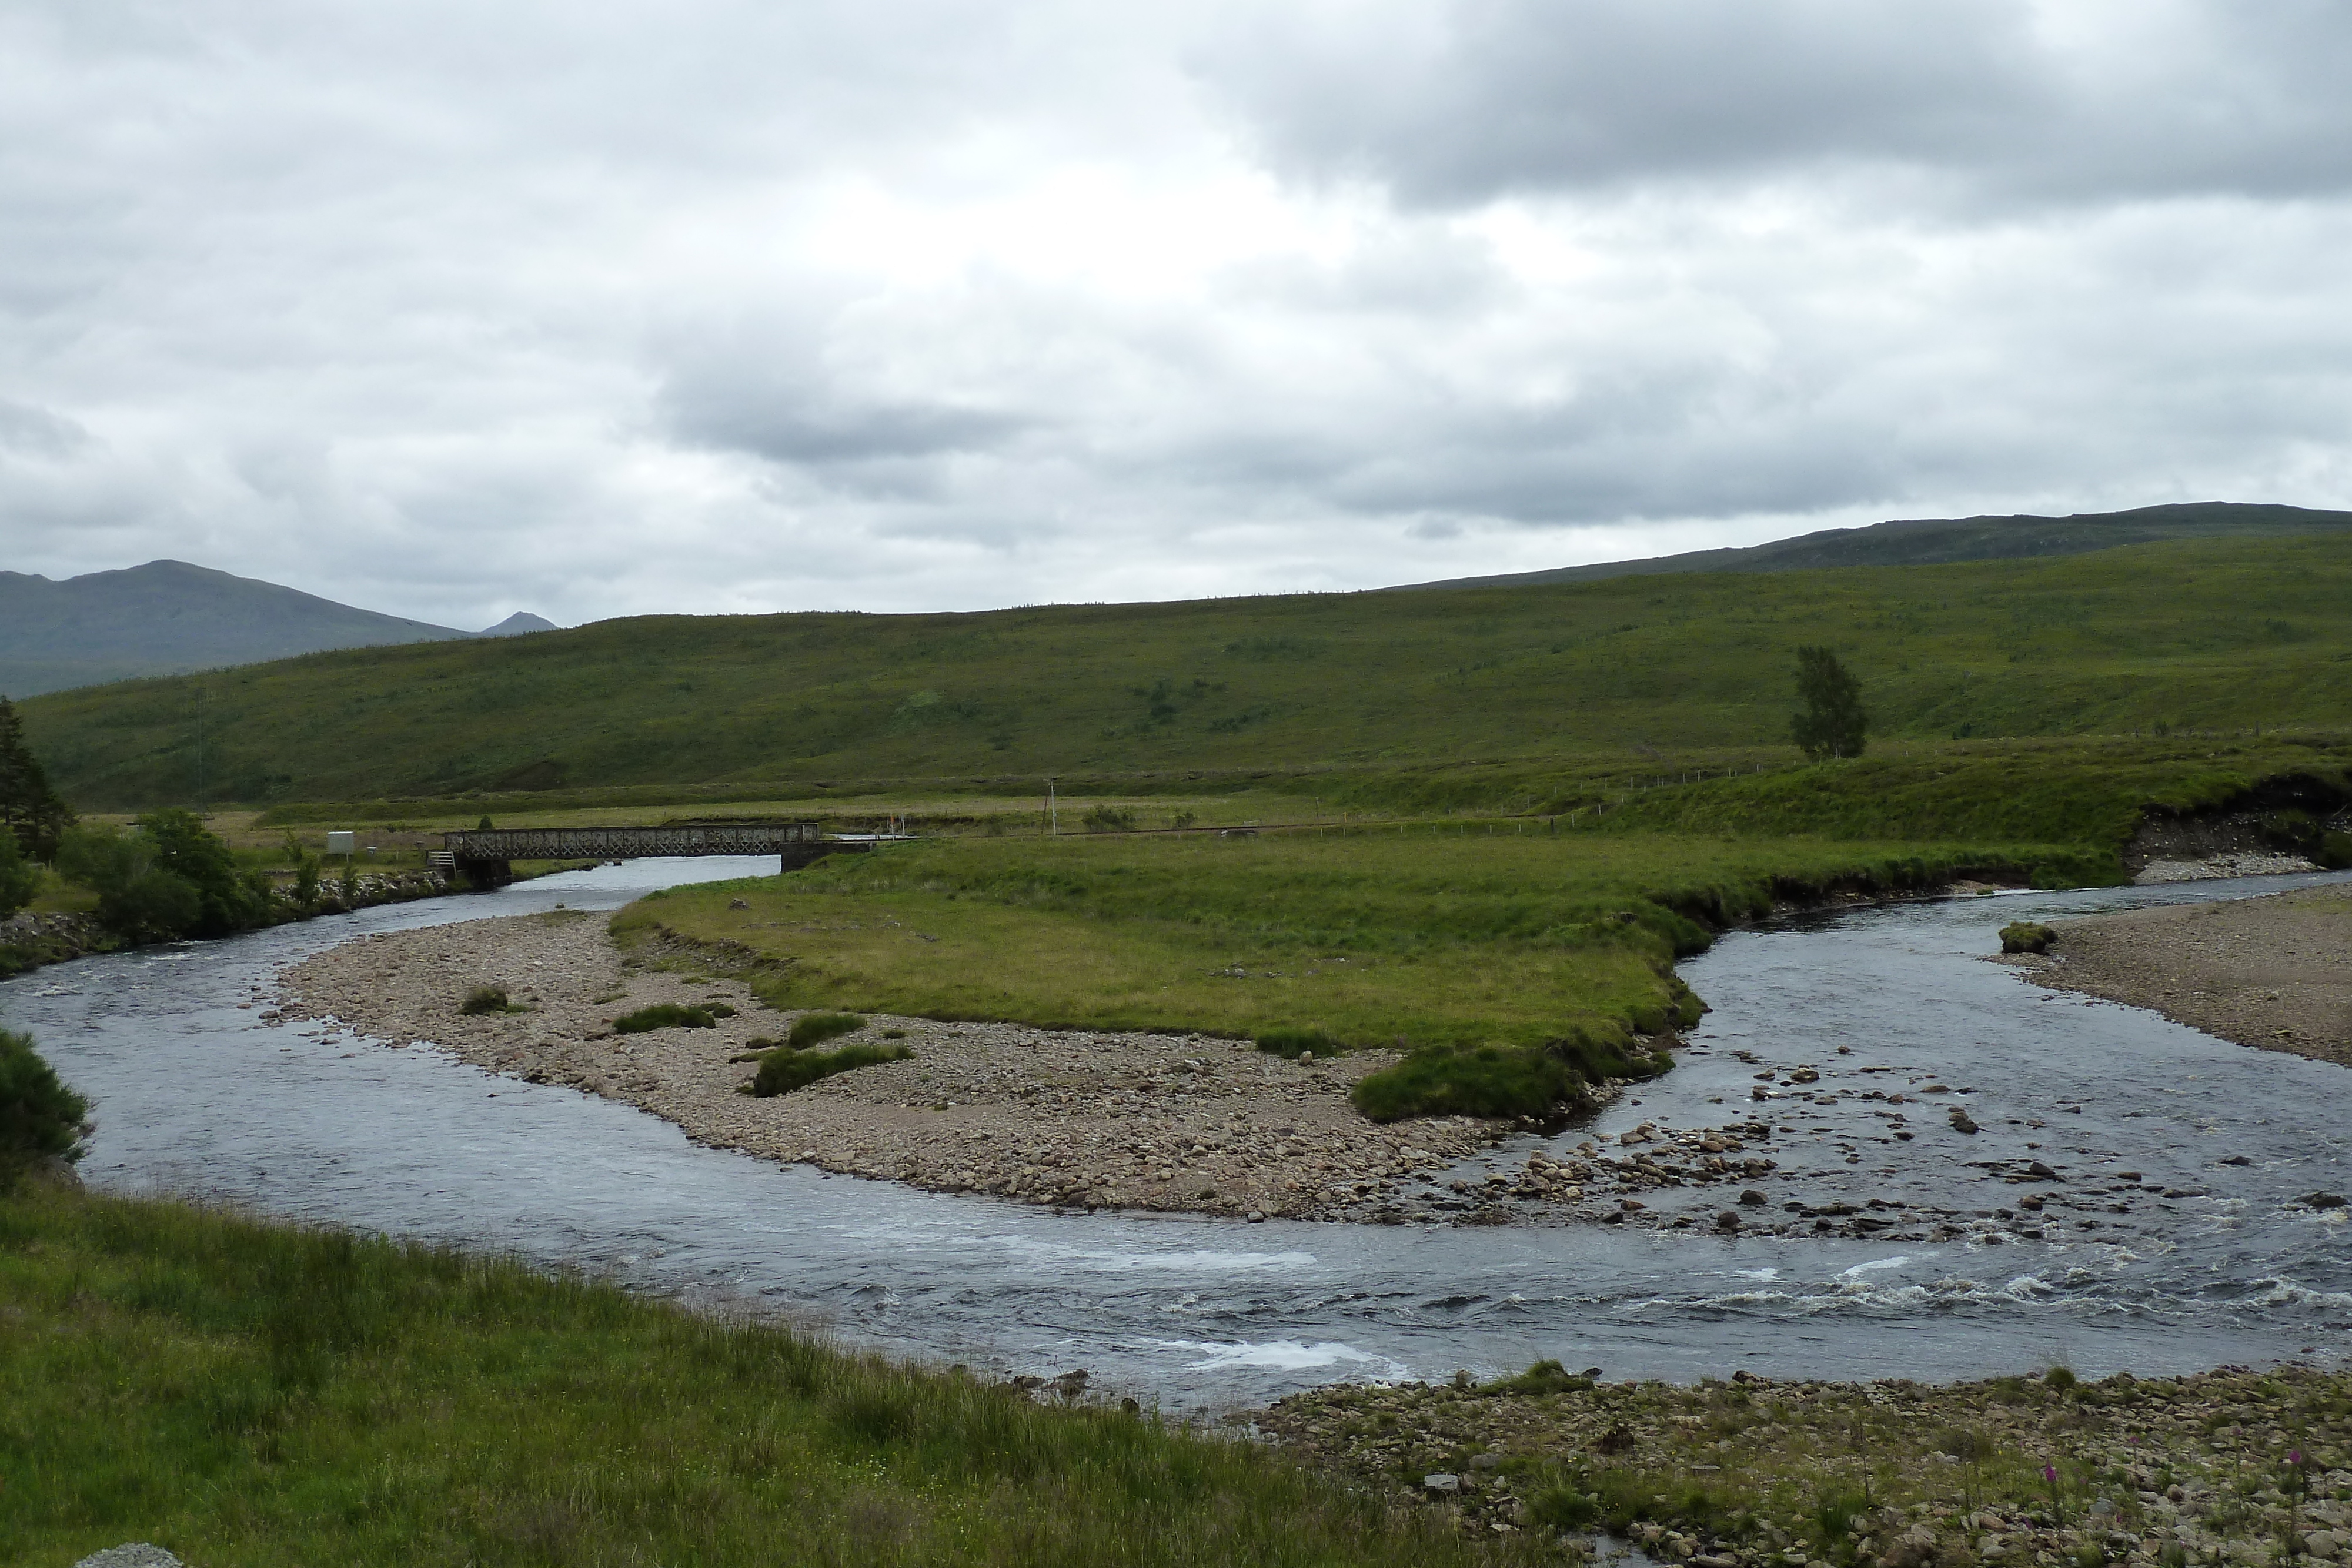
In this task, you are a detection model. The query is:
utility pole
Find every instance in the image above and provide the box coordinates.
[1047,777,1058,836]
[195,686,205,805]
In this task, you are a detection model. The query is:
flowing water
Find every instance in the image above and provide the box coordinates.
[6,859,2348,1410]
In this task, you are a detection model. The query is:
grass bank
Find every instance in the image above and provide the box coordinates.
[1,1182,1519,1567]
[613,830,2059,1115]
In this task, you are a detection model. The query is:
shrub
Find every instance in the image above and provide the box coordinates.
[1254,1026,1338,1059]
[1351,1043,1583,1122]
[615,1002,723,1033]
[460,985,513,1015]
[786,1011,866,1049]
[2320,831,2352,871]
[1489,1358,1595,1396]
[2000,921,2058,954]
[752,1041,912,1096]
[1080,805,1138,833]
[0,829,35,919]
[0,1028,88,1186]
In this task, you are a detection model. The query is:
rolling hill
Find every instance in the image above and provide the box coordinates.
[15,531,2350,810]
[1395,501,2352,590]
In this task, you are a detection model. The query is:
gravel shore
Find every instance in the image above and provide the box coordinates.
[1264,1362,2352,1566]
[273,909,1528,1221]
[2003,882,2352,1066]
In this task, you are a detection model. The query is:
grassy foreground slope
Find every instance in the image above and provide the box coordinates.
[1,1183,1515,1567]
[19,533,2352,808]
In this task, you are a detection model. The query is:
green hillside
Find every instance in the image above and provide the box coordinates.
[18,533,2352,810]
[1401,500,2352,589]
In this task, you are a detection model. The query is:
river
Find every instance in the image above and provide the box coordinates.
[5,859,2347,1410]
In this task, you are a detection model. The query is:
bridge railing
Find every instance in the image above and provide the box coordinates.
[442,822,827,862]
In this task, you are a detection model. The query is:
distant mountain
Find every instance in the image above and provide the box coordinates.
[0,560,473,698]
[479,612,559,637]
[1394,502,2352,590]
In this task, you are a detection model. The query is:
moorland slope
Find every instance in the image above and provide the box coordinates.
[16,533,2351,809]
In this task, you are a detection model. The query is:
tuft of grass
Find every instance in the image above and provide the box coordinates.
[0,1182,1511,1567]
[751,1041,912,1096]
[2000,921,2059,954]
[1488,1359,1596,1397]
[458,984,527,1015]
[1253,1026,1338,1059]
[613,1001,734,1034]
[1349,1041,1599,1123]
[786,1011,866,1050]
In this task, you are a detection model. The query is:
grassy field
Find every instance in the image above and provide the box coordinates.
[17,533,2352,809]
[0,1182,1525,1567]
[615,828,2062,1108]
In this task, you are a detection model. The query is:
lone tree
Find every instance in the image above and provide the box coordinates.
[0,696,74,861]
[1790,646,1868,760]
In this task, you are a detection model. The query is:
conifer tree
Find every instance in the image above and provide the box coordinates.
[0,697,74,861]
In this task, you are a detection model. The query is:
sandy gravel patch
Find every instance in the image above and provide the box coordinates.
[272,909,1541,1221]
[2004,882,2352,1065]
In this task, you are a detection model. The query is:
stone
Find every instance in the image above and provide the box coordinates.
[1740,1188,1768,1206]
[1949,1111,1979,1134]
[1715,1211,1742,1229]
[1469,1452,1504,1470]
[2028,1160,2059,1179]
[74,1549,185,1568]
[1425,1472,1462,1493]
[2301,1192,2348,1209]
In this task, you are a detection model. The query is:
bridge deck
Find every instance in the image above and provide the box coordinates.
[439,822,857,887]
[442,822,826,862]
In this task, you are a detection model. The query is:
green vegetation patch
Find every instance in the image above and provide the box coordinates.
[1999,922,2059,955]
[0,1182,1504,1567]
[751,1041,914,1096]
[612,1001,737,1034]
[787,1010,867,1049]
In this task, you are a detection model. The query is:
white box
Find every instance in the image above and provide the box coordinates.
[325,831,355,855]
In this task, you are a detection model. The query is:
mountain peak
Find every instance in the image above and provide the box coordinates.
[478,611,560,637]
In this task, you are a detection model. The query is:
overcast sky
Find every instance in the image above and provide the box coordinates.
[4,1,2350,629]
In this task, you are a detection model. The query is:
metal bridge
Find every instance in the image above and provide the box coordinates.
[439,821,862,888]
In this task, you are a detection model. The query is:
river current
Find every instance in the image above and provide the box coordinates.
[5,860,2347,1410]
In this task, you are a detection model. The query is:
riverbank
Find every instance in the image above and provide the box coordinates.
[2003,880,2351,1066]
[1263,1359,2352,1564]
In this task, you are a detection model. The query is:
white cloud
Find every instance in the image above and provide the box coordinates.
[0,0,2347,628]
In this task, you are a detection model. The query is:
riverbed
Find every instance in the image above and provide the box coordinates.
[5,858,2347,1411]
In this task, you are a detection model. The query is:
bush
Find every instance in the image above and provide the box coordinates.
[0,1028,88,1186]
[0,829,36,919]
[752,1041,911,1096]
[1351,1043,1584,1122]
[1254,1026,1338,1059]
[2000,921,2058,954]
[1080,805,1137,833]
[786,1011,866,1049]
[2320,831,2352,871]
[460,985,513,1015]
[614,1002,728,1033]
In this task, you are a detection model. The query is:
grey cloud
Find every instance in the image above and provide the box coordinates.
[1206,1,2352,207]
